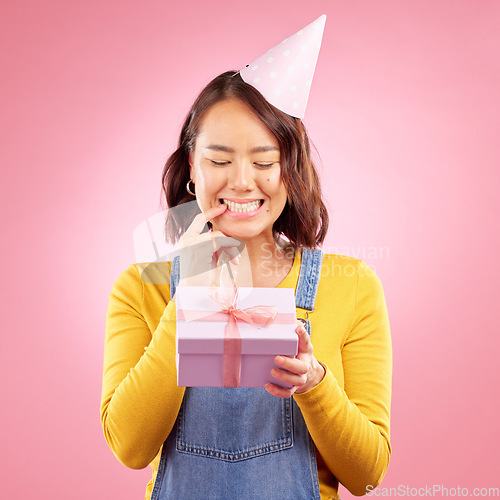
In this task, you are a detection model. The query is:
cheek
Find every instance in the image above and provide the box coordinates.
[195,168,227,204]
[267,176,286,199]
[196,167,217,190]
[262,169,282,189]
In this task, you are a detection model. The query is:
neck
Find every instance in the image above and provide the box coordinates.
[245,236,273,262]
[239,233,295,287]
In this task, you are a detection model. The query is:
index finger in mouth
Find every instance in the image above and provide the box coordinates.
[189,204,227,234]
[203,203,227,221]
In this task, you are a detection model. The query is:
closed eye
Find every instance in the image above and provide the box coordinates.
[210,160,276,168]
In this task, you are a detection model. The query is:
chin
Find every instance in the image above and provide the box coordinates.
[214,222,266,241]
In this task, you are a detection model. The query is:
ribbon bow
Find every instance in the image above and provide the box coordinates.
[208,287,278,387]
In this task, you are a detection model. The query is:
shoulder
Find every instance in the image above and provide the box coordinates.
[108,261,174,317]
[109,260,173,301]
[110,263,142,292]
[107,264,144,315]
[111,260,171,286]
[316,254,390,343]
[135,260,172,286]
[320,253,371,277]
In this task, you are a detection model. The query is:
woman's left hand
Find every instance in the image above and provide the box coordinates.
[265,321,326,398]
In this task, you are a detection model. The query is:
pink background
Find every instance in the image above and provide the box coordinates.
[1,1,499,498]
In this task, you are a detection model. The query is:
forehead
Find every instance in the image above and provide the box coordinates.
[196,99,279,150]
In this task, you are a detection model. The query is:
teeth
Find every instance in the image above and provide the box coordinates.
[222,199,262,213]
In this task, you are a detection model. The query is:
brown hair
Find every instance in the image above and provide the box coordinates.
[161,70,329,248]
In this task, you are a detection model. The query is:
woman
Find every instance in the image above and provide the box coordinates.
[100,71,392,499]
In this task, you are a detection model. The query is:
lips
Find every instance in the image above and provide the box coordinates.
[220,198,264,213]
[217,198,266,219]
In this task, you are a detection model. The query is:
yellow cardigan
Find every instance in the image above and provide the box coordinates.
[100,251,392,500]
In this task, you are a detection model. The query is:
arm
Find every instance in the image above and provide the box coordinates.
[293,260,392,495]
[100,264,185,470]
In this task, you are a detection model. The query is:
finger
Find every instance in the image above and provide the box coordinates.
[296,325,313,356]
[274,355,308,376]
[271,367,307,387]
[187,204,227,235]
[203,204,227,228]
[204,203,228,221]
[264,382,296,399]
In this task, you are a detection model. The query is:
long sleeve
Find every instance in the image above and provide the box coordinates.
[100,264,185,470]
[293,258,392,496]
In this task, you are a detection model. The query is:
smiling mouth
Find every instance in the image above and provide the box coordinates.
[220,198,264,213]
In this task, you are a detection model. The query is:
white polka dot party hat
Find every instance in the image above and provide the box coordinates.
[239,14,326,119]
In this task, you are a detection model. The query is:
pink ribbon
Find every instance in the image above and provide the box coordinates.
[208,287,278,387]
[177,287,294,387]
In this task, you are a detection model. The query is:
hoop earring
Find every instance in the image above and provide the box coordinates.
[186,179,196,196]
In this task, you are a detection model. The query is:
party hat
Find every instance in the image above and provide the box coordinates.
[239,14,326,119]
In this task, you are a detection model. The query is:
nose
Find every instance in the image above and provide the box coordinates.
[227,161,255,192]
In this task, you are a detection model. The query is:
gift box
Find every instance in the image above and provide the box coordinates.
[175,285,298,388]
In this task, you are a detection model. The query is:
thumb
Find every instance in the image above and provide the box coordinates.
[296,323,311,355]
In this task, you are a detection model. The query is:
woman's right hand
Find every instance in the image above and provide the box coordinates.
[177,204,249,289]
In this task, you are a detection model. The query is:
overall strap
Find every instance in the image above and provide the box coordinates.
[170,248,324,307]
[170,255,180,300]
[295,248,324,310]
[295,247,323,335]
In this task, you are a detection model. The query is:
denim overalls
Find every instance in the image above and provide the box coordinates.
[151,248,324,499]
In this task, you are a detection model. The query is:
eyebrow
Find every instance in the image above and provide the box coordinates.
[204,144,279,153]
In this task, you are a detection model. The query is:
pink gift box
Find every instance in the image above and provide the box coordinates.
[175,286,298,388]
